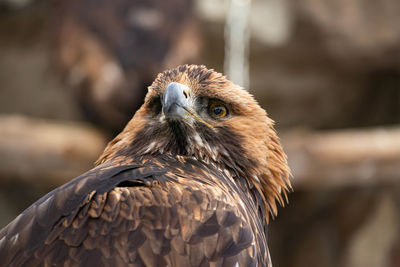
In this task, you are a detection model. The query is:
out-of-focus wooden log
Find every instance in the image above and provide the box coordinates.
[283,127,400,189]
[1,114,399,190]
[0,115,107,187]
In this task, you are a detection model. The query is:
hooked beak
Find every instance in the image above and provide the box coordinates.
[161,82,214,128]
[162,82,189,119]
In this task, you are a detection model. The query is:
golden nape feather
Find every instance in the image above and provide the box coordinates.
[0,65,291,267]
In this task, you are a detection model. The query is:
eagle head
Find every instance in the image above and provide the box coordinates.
[98,65,291,217]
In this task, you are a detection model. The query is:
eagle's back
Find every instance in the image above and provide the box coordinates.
[0,156,269,266]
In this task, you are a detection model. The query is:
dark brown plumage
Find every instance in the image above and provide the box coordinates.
[0,65,291,266]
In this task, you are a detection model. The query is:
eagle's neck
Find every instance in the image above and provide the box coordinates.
[97,119,291,220]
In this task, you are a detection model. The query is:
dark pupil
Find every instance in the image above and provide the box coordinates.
[213,106,224,115]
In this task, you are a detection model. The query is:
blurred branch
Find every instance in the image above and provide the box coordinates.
[0,114,399,191]
[283,127,400,189]
[0,115,107,188]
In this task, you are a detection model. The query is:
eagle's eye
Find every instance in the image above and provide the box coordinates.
[150,97,162,117]
[209,100,228,118]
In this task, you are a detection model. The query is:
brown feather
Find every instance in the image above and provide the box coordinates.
[0,65,291,267]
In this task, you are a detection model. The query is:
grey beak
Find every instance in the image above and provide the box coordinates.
[162,82,189,119]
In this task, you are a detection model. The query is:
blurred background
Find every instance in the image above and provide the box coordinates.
[0,0,399,266]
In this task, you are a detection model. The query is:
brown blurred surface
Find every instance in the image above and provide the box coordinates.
[52,0,201,133]
[0,0,400,266]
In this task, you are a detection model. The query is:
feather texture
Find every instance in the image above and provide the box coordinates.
[0,65,290,266]
[0,156,266,266]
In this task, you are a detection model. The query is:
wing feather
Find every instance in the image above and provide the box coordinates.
[0,157,266,266]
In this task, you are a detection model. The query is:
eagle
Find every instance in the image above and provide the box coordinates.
[0,65,291,266]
